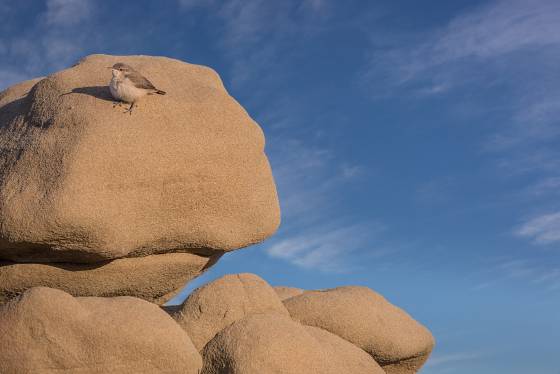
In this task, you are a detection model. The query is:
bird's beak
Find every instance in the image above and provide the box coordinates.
[106,67,112,69]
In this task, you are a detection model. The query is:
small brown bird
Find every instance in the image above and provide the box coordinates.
[108,63,166,114]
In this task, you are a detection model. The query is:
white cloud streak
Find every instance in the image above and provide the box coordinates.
[262,136,385,271]
[0,0,95,91]
[366,0,560,153]
[368,0,560,93]
[177,0,214,10]
[424,351,482,369]
[45,0,92,27]
[477,257,560,292]
[365,0,560,249]
[266,222,389,272]
[177,0,330,88]
[515,212,560,245]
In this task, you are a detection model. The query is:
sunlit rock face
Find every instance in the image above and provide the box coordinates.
[283,286,436,373]
[0,54,280,303]
[0,287,203,374]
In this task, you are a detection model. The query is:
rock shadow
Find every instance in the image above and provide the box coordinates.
[0,260,111,272]
[70,86,114,102]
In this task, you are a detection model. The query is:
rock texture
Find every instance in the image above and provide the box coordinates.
[273,285,304,300]
[0,54,280,262]
[0,272,435,373]
[0,54,280,302]
[284,286,435,373]
[168,273,289,351]
[0,252,219,304]
[0,55,435,373]
[202,313,383,374]
[304,325,385,374]
[0,287,202,374]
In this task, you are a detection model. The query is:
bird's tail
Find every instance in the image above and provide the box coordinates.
[155,89,166,95]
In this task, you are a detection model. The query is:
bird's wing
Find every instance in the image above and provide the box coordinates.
[125,71,157,90]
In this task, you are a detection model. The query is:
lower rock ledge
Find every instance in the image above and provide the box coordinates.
[0,252,219,305]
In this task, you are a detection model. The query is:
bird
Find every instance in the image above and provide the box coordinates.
[108,63,166,114]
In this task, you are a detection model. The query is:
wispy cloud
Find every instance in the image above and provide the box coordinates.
[261,135,390,272]
[0,1,96,90]
[415,177,456,205]
[267,138,365,225]
[425,352,482,368]
[302,0,327,13]
[367,0,560,95]
[366,0,560,152]
[176,0,214,10]
[476,257,560,292]
[525,177,560,197]
[177,0,331,88]
[365,0,560,249]
[497,259,540,278]
[44,0,93,27]
[266,222,391,272]
[515,211,560,245]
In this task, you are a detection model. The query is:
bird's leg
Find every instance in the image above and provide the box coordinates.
[123,102,135,115]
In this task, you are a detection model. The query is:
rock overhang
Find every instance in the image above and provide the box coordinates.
[0,54,281,302]
[0,54,280,263]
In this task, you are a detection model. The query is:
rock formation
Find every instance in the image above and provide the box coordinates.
[284,286,435,373]
[0,252,212,304]
[273,285,304,300]
[167,273,290,351]
[0,54,280,303]
[169,274,433,373]
[201,313,385,374]
[0,287,202,373]
[0,55,434,373]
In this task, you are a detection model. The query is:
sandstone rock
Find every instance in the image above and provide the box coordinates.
[0,54,279,262]
[273,286,304,300]
[304,325,385,373]
[284,286,435,373]
[0,54,280,301]
[0,287,202,373]
[168,273,289,351]
[381,355,436,374]
[0,252,220,304]
[201,314,347,374]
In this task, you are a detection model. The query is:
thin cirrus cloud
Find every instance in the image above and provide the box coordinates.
[0,0,97,90]
[364,0,560,250]
[44,0,93,27]
[477,257,560,292]
[263,136,387,272]
[423,351,482,372]
[177,0,330,89]
[367,0,560,94]
[366,0,560,151]
[515,211,560,245]
[265,222,389,273]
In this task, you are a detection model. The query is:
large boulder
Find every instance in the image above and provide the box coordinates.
[273,286,304,300]
[0,252,217,304]
[201,313,383,374]
[283,286,435,373]
[304,326,385,374]
[167,273,289,351]
[0,287,202,373]
[0,54,280,302]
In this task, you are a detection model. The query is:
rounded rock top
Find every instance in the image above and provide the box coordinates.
[0,54,281,264]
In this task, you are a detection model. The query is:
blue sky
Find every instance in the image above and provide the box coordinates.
[1,1,559,373]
